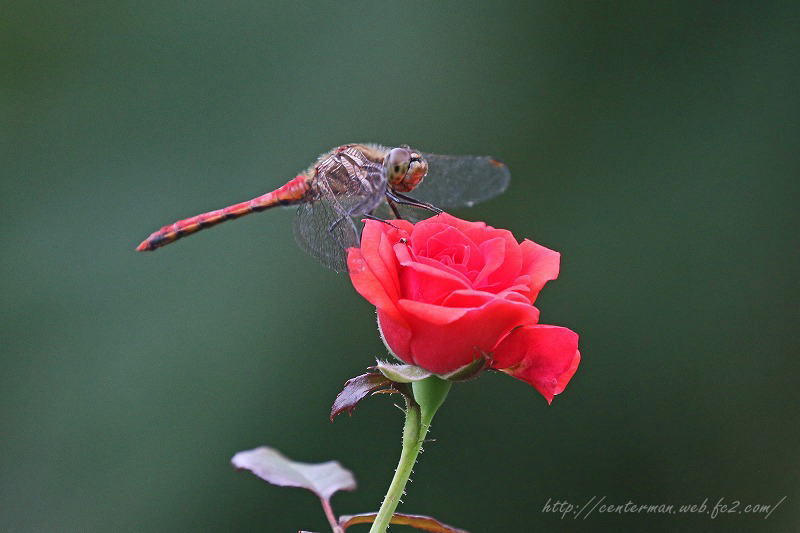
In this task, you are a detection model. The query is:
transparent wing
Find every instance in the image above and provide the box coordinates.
[292,151,386,272]
[293,200,361,272]
[411,153,511,209]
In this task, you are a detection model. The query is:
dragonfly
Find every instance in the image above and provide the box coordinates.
[136,143,510,271]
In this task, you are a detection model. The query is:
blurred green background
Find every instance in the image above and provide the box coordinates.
[2,1,798,532]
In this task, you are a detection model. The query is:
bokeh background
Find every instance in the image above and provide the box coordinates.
[2,2,798,532]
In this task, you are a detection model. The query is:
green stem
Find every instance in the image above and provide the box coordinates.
[369,377,451,533]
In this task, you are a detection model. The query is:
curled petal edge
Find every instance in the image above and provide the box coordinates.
[491,325,580,404]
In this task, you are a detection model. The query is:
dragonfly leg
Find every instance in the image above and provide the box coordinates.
[327,215,364,250]
[363,213,400,229]
[385,196,403,219]
[386,190,443,214]
[328,215,348,235]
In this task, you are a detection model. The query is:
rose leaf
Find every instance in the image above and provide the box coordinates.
[231,446,356,502]
[339,512,469,532]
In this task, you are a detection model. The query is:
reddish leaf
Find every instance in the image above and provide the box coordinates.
[231,446,356,501]
[330,372,392,421]
[339,512,469,532]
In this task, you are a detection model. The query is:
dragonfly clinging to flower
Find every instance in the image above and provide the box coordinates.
[136,143,510,271]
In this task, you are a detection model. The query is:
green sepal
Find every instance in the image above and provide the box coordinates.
[375,360,433,383]
[436,355,489,382]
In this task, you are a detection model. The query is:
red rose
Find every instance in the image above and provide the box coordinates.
[347,213,580,403]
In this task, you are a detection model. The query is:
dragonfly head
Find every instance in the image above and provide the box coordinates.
[385,147,428,193]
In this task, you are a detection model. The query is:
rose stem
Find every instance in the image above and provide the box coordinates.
[369,376,451,533]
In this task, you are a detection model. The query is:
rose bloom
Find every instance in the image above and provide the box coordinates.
[347,213,580,403]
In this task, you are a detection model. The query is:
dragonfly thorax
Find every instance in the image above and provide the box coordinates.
[384,147,428,193]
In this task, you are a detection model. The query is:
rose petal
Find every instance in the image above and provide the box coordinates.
[411,216,479,251]
[413,256,473,288]
[385,298,540,374]
[473,237,507,287]
[491,325,580,403]
[366,225,402,300]
[408,219,456,254]
[347,221,410,323]
[554,350,581,396]
[397,299,469,325]
[443,216,518,254]
[377,308,413,364]
[347,248,402,322]
[397,257,472,305]
[441,290,539,322]
[483,232,525,290]
[424,227,483,274]
[519,240,561,303]
[494,287,532,304]
[371,218,414,239]
[427,213,488,242]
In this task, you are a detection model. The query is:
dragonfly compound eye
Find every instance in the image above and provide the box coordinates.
[397,152,427,193]
[385,148,411,186]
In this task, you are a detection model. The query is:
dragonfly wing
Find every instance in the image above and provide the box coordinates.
[293,200,360,272]
[411,153,511,209]
[292,150,387,272]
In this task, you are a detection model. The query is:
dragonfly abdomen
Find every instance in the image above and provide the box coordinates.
[136,175,310,251]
